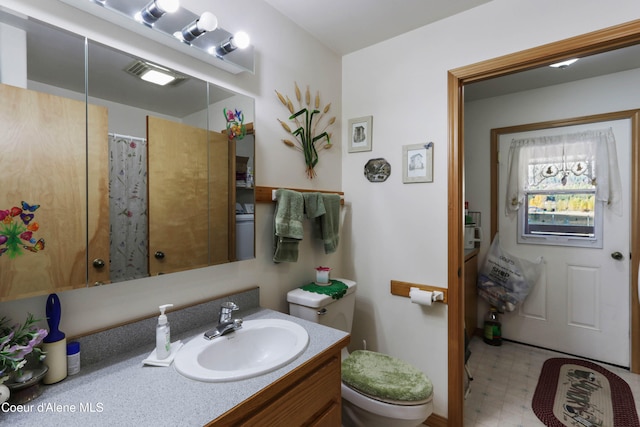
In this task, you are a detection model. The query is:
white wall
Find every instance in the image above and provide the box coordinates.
[342,0,640,416]
[0,0,342,343]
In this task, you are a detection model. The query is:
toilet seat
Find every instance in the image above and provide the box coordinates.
[342,350,433,404]
[341,383,433,421]
[343,383,432,406]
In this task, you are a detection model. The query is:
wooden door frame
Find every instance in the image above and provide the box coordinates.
[447,19,640,425]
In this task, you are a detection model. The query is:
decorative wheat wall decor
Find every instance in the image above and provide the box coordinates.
[275,83,335,178]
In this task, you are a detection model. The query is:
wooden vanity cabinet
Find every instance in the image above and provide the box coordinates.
[209,337,349,427]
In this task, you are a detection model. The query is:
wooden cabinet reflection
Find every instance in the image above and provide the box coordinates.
[147,116,231,276]
[0,83,248,301]
[0,83,109,301]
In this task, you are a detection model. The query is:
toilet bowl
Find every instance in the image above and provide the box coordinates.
[342,383,433,427]
[287,278,434,427]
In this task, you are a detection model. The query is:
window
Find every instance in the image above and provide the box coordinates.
[506,129,620,248]
[520,192,602,247]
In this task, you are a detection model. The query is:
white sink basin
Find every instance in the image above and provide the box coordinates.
[174,318,309,382]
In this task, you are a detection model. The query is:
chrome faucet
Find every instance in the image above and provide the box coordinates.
[204,301,243,340]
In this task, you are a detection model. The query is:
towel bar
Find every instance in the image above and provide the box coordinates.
[270,189,344,201]
[254,186,345,205]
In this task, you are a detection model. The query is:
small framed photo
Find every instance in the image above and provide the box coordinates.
[348,116,373,153]
[403,142,434,183]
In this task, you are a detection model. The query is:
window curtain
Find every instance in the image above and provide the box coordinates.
[505,128,622,216]
[109,133,148,282]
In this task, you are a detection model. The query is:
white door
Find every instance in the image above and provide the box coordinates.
[497,118,631,367]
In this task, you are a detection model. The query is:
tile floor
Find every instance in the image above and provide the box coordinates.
[463,337,640,426]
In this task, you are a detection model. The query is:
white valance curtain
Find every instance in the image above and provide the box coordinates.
[505,128,622,216]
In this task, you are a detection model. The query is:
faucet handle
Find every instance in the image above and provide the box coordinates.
[221,301,239,312]
[219,302,239,323]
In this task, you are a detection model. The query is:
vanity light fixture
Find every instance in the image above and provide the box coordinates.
[60,0,255,74]
[135,0,180,26]
[549,58,579,69]
[211,31,251,57]
[175,11,218,43]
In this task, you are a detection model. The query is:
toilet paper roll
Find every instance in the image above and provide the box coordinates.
[409,288,433,306]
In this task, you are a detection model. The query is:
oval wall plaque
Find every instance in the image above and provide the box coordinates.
[364,158,391,182]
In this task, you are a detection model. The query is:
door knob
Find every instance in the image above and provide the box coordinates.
[92,258,105,268]
[154,251,165,260]
[611,251,624,261]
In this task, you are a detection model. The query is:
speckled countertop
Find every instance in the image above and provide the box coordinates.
[1,307,349,426]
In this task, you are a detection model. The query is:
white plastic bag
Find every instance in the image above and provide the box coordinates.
[477,234,543,312]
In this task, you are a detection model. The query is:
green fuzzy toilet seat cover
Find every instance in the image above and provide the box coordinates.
[341,350,433,402]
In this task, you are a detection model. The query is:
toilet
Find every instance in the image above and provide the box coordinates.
[287,279,433,427]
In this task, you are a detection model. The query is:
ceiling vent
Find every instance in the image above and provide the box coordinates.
[124,60,188,86]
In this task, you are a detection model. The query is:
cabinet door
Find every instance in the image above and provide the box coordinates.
[209,130,230,265]
[87,102,110,286]
[309,402,341,427]
[0,84,91,300]
[147,116,209,275]
[241,357,341,426]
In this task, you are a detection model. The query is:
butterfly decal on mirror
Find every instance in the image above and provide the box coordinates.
[0,201,44,258]
[23,238,45,253]
[21,201,40,212]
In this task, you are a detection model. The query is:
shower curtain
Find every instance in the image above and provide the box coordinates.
[109,133,148,282]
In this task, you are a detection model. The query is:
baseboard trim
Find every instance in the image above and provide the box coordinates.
[424,413,447,427]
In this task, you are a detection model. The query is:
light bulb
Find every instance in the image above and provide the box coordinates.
[549,58,579,69]
[177,11,218,43]
[197,11,218,32]
[156,0,179,13]
[136,0,180,25]
[233,31,250,49]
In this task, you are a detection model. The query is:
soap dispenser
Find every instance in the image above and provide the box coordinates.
[156,304,173,360]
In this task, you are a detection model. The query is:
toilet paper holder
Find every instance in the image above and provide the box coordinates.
[415,288,444,302]
[390,280,448,305]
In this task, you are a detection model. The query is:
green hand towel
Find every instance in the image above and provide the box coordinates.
[273,236,300,263]
[274,189,304,239]
[273,189,304,263]
[303,192,326,219]
[319,194,341,254]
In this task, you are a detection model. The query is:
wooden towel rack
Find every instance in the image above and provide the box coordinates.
[255,186,344,205]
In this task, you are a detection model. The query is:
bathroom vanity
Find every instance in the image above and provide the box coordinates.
[1,290,349,426]
[211,338,343,425]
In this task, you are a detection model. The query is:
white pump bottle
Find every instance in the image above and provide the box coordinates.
[156,304,174,360]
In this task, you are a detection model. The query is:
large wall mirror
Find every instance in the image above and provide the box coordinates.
[0,8,255,302]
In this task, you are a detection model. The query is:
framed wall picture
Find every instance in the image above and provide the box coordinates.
[403,142,434,183]
[348,116,373,152]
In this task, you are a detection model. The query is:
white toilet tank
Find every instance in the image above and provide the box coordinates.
[287,278,357,333]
